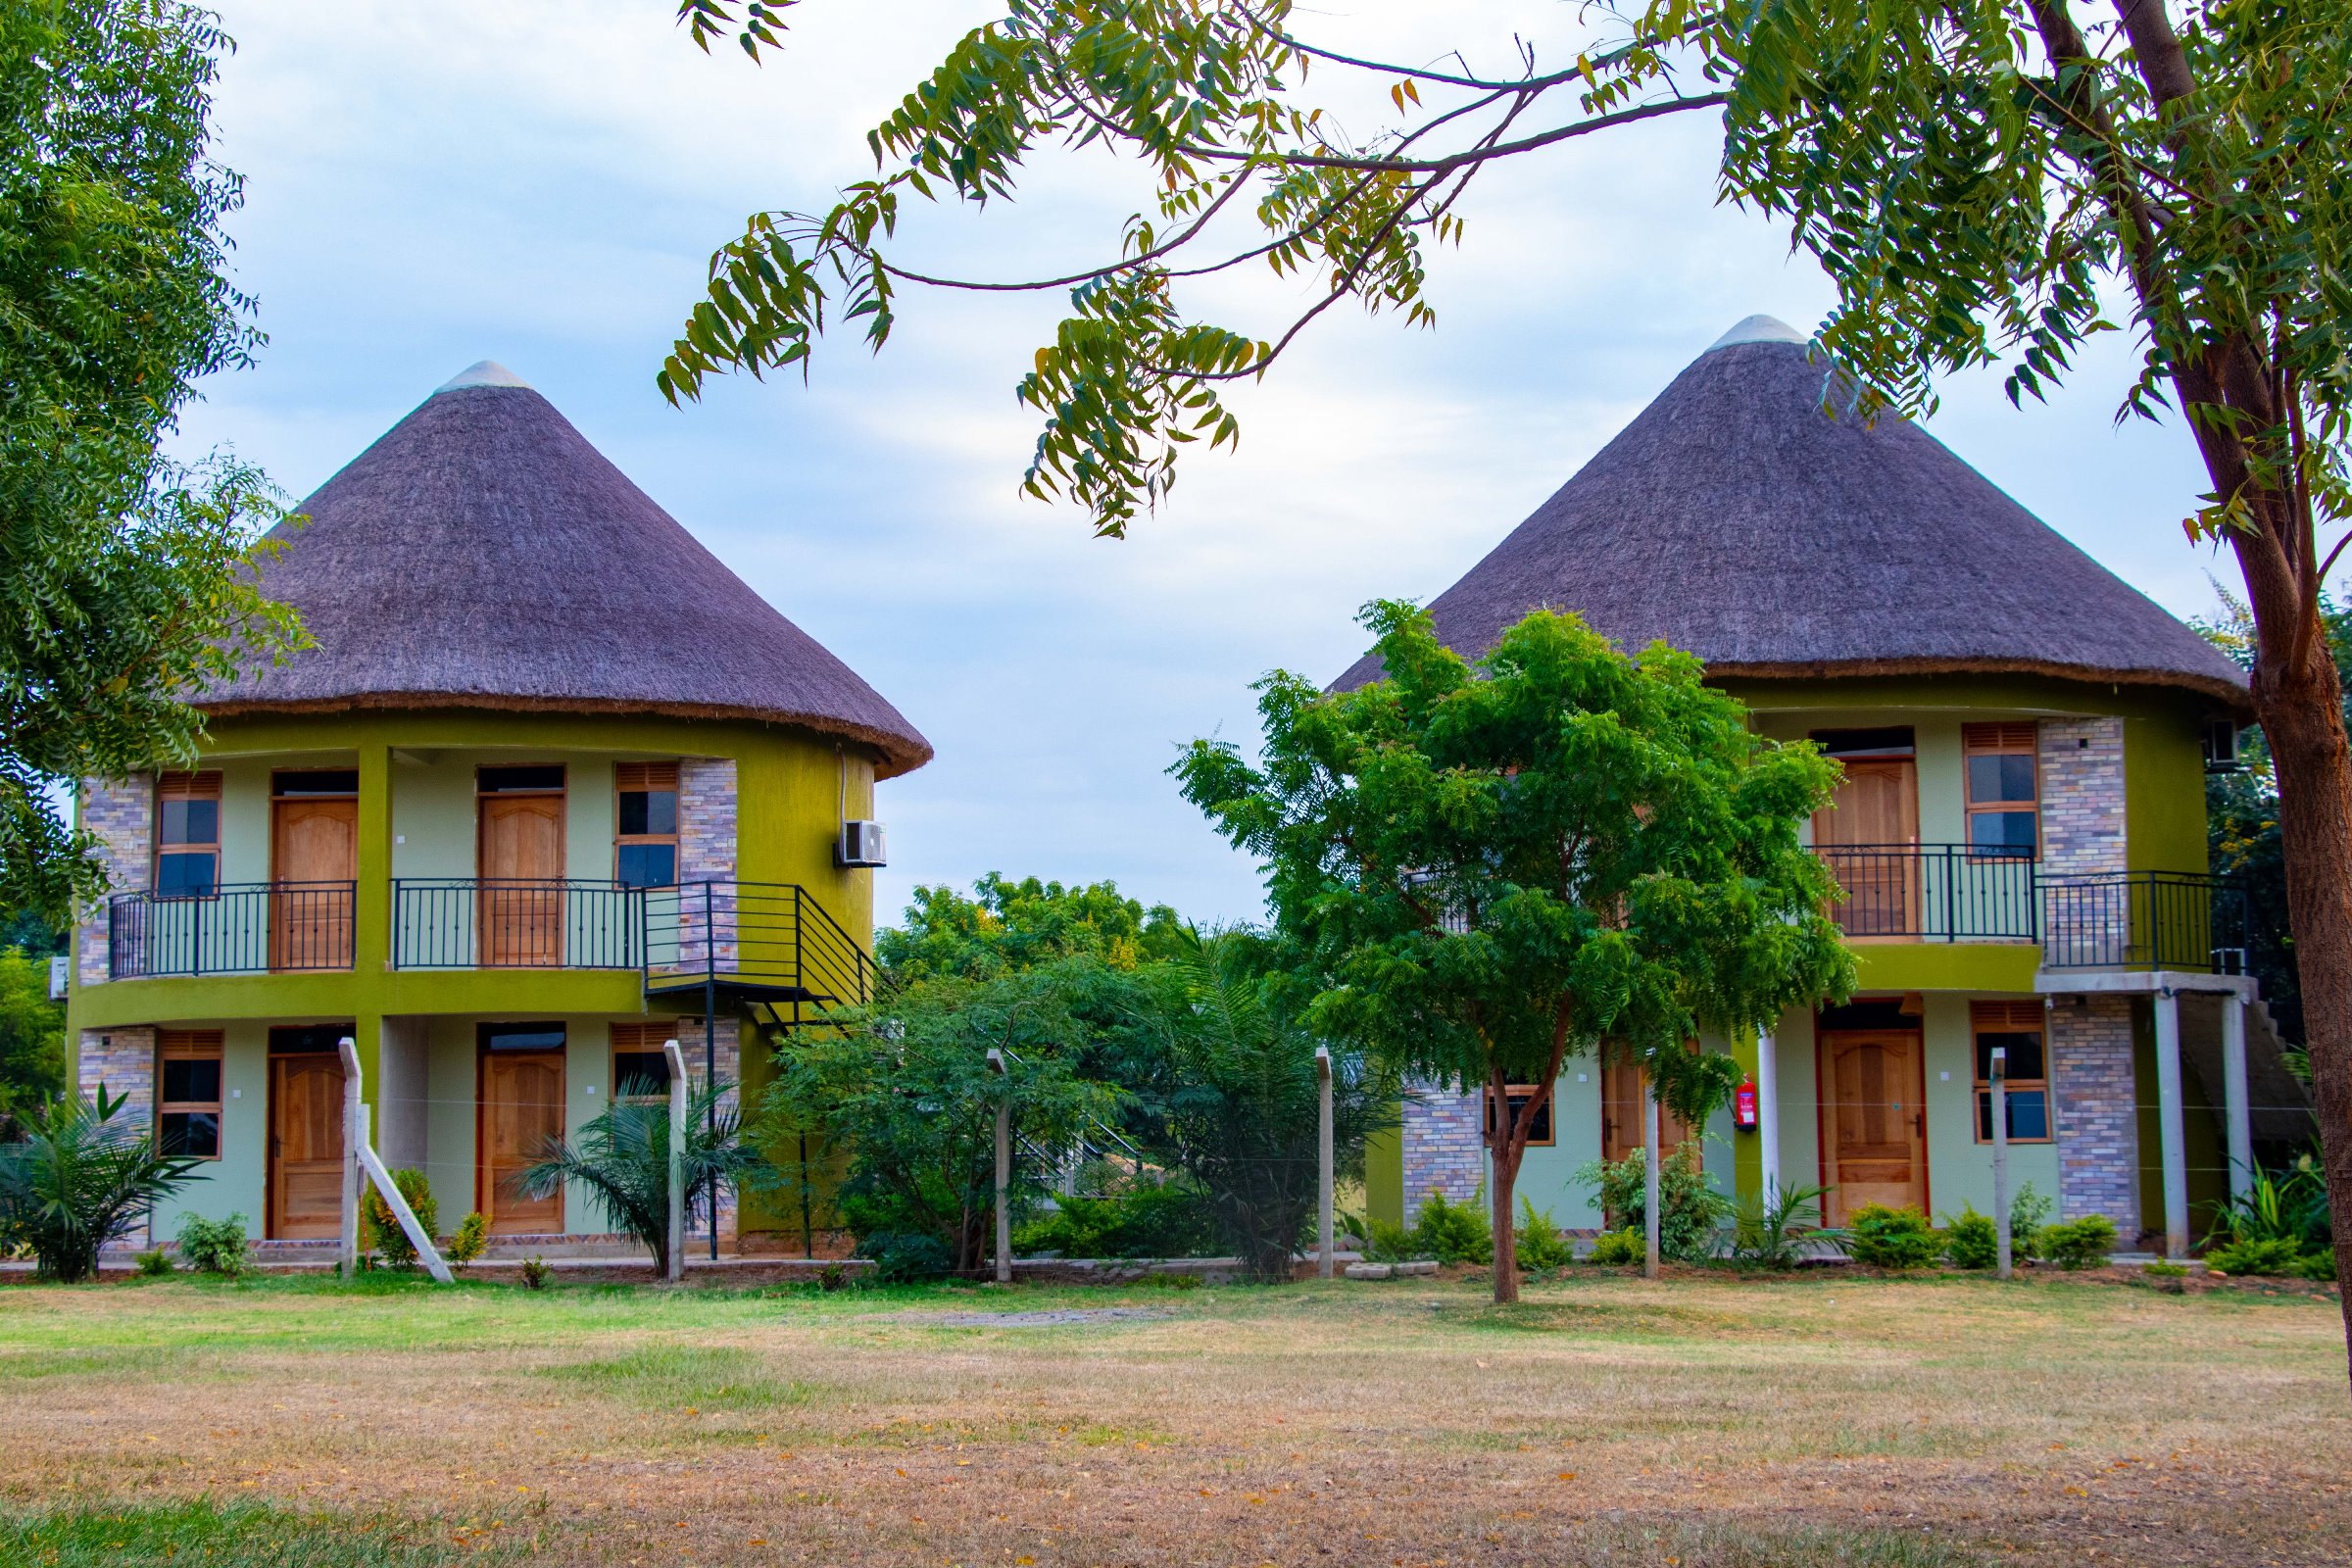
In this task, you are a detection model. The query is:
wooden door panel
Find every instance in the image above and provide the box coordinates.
[479,1050,566,1235]
[271,798,357,969]
[479,795,565,965]
[1599,1058,1692,1166]
[1815,760,1920,937]
[1818,1031,1927,1224]
[269,1054,346,1240]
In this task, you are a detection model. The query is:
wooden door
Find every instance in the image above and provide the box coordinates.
[271,797,357,969]
[1599,1058,1692,1165]
[268,1053,347,1239]
[1814,759,1920,937]
[479,794,564,965]
[478,1050,566,1234]
[1817,1030,1929,1224]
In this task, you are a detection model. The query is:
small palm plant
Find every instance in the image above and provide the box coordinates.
[1729,1181,1839,1269]
[515,1078,772,1275]
[0,1088,205,1282]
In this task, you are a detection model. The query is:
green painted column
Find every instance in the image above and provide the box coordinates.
[1731,1026,1762,1205]
[353,740,393,1107]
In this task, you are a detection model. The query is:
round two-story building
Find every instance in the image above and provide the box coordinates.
[1355,318,2314,1256]
[67,363,927,1259]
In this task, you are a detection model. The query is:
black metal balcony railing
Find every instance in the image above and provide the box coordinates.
[107,882,357,979]
[1814,844,2039,942]
[389,879,647,970]
[2039,871,2252,974]
[1810,845,2250,974]
[641,881,876,1013]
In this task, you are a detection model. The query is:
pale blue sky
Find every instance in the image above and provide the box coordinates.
[182,1,2231,928]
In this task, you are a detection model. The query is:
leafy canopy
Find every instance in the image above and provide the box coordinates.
[0,0,302,920]
[876,871,1188,983]
[1175,602,1853,1126]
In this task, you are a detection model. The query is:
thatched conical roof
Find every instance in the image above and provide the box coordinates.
[1335,318,2248,711]
[202,363,932,776]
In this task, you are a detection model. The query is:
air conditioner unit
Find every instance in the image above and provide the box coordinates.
[836,820,888,868]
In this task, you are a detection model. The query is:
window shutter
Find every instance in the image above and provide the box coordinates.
[156,771,222,799]
[615,762,680,794]
[1961,722,2037,752]
[160,1028,225,1057]
[1971,1001,2044,1033]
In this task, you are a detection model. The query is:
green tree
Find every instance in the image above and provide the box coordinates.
[762,962,1121,1273]
[1174,603,1852,1302]
[1113,930,1399,1281]
[663,0,2352,1365]
[0,945,67,1137]
[0,0,302,924]
[877,872,1187,983]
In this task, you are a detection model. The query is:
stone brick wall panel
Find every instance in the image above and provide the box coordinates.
[74,775,153,986]
[1400,1084,1484,1224]
[2049,995,2140,1238]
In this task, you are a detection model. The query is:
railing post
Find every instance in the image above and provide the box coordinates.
[1940,845,1955,943]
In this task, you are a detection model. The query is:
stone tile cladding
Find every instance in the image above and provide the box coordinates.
[78,1025,158,1247]
[2049,995,2140,1236]
[2037,717,2127,877]
[672,1015,742,1236]
[676,759,739,974]
[1400,1084,1484,1224]
[75,774,153,986]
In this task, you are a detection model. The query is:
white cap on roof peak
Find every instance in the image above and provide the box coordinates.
[435,360,531,393]
[1706,315,1808,352]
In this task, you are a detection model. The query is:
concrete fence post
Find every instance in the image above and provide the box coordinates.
[1642,1080,1662,1282]
[987,1049,1010,1284]
[339,1037,363,1274]
[663,1039,687,1284]
[1991,1046,2012,1280]
[1315,1047,1334,1280]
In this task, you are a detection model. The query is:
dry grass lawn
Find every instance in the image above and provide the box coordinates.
[2,1267,2347,1566]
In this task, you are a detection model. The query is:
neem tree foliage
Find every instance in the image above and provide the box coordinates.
[0,1,300,922]
[1175,604,1852,1302]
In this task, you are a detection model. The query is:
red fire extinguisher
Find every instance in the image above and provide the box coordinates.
[1734,1076,1759,1131]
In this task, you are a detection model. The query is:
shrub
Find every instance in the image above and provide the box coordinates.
[2038,1213,2117,1270]
[1941,1204,1998,1270]
[817,1262,849,1292]
[1573,1144,1733,1262]
[2204,1235,2310,1277]
[1587,1228,1644,1266]
[1514,1199,1575,1272]
[361,1169,437,1269]
[1411,1189,1493,1266]
[1730,1182,1836,1269]
[173,1212,250,1277]
[1012,1180,1218,1258]
[2009,1182,2055,1263]
[2209,1154,2330,1254]
[518,1256,551,1291]
[133,1247,174,1278]
[1844,1204,1939,1269]
[863,1230,954,1282]
[0,1088,205,1282]
[446,1211,490,1269]
[1362,1217,1419,1263]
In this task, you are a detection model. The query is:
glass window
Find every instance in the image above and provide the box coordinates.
[478,764,565,793]
[615,763,681,889]
[158,1030,224,1160]
[616,842,677,888]
[1484,1085,1555,1147]
[613,1051,669,1099]
[1971,1003,2052,1144]
[480,1022,566,1052]
[155,772,221,897]
[1963,724,2038,858]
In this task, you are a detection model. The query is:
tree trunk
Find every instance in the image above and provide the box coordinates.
[1491,1137,1521,1304]
[2247,665,2352,1378]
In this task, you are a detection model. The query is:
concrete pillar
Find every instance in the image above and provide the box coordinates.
[2152,989,2188,1259]
[2221,992,2253,1203]
[1755,1029,1781,1201]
